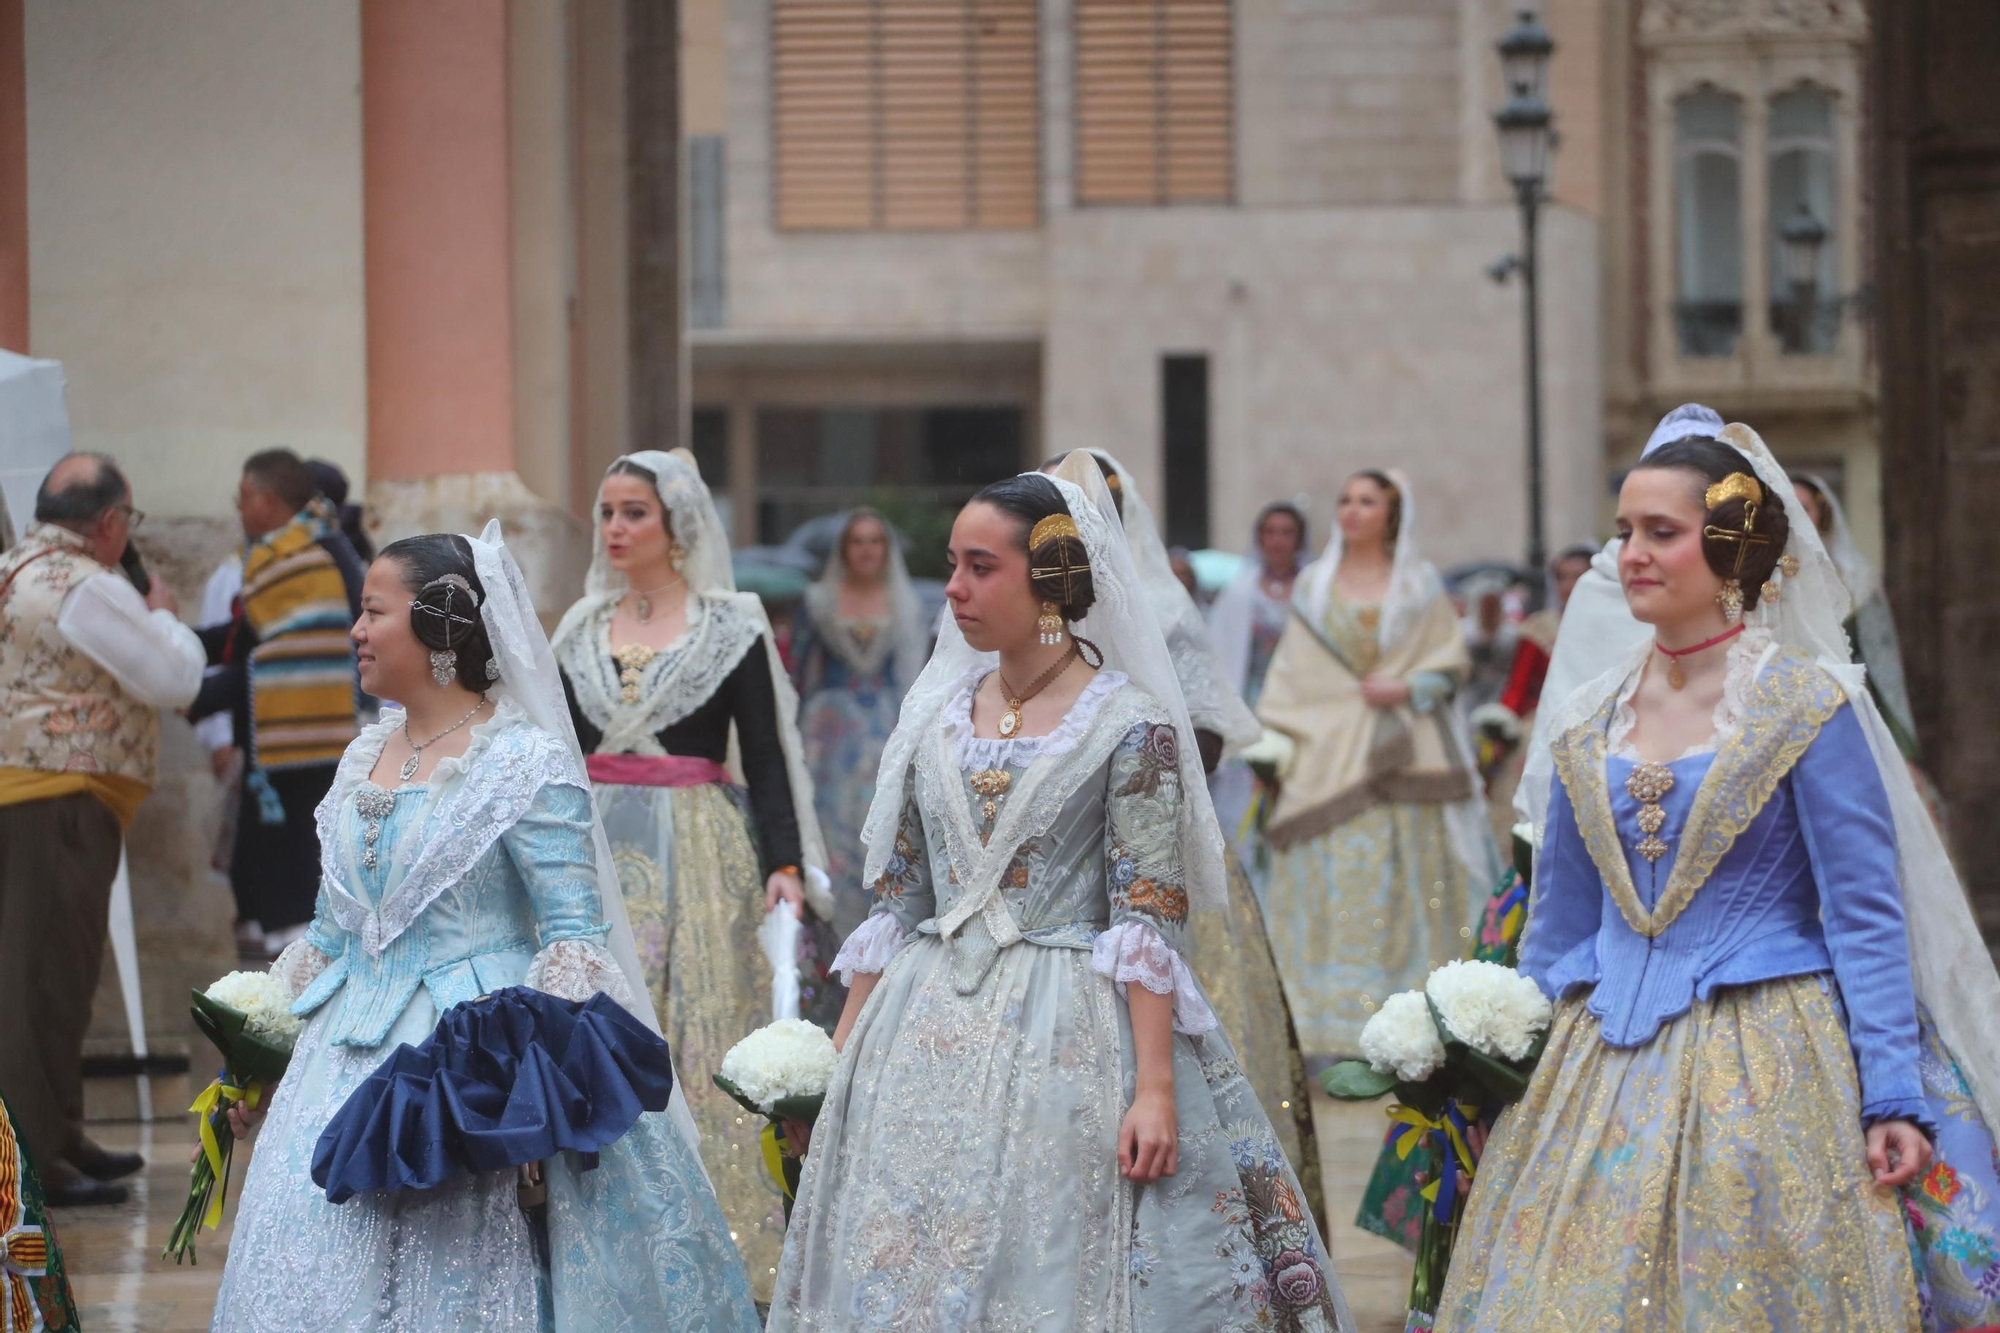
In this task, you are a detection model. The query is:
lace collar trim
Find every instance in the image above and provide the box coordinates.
[316,699,587,955]
[943,667,1130,770]
[557,593,762,754]
[1606,627,1771,763]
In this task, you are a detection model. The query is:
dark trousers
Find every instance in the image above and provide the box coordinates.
[0,792,121,1170]
[230,764,335,932]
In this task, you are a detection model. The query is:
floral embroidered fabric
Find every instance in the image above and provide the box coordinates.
[771,679,1349,1332]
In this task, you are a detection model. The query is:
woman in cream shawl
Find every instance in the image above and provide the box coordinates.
[1254,470,1500,1058]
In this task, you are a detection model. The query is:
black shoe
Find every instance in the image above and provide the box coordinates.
[43,1174,129,1207]
[70,1139,145,1182]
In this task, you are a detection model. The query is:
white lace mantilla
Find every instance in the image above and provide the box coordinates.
[1090,919,1218,1035]
[312,702,591,956]
[557,594,763,755]
[946,667,1129,771]
[1605,626,1772,762]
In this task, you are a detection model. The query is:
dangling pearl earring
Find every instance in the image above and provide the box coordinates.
[1037,601,1065,646]
[1716,580,1745,623]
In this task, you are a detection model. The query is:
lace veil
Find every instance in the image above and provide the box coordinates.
[1517,404,1726,836]
[462,521,706,1160]
[550,450,831,908]
[1296,466,1433,652]
[1535,426,2000,1134]
[804,508,931,703]
[1080,450,1260,755]
[858,452,1229,915]
[1803,472,1917,747]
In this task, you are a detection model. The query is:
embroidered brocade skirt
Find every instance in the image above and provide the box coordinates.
[1264,800,1482,1058]
[1187,844,1327,1227]
[1436,975,1921,1332]
[594,778,841,1304]
[770,934,1350,1333]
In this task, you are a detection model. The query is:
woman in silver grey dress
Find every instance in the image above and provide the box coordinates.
[770,458,1350,1333]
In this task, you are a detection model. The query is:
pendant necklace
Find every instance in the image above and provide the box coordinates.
[1655,624,1744,691]
[400,698,489,782]
[995,645,1078,740]
[631,577,683,624]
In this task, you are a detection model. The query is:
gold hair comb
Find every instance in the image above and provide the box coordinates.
[1029,513,1081,549]
[1704,473,1763,511]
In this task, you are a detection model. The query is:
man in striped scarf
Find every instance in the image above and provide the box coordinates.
[190,449,364,954]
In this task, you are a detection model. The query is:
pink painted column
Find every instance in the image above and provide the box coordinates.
[0,0,28,354]
[362,0,515,480]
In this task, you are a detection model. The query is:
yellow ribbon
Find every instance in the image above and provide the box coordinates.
[189,1075,262,1230]
[1384,1099,1480,1200]
[758,1121,792,1201]
[1234,787,1266,845]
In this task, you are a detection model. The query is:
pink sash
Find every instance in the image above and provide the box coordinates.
[585,753,731,789]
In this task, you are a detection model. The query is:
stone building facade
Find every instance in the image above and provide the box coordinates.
[0,0,1939,1079]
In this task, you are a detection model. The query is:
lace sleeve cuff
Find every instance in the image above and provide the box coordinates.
[525,938,641,1013]
[1091,919,1220,1036]
[832,912,910,985]
[271,939,333,1001]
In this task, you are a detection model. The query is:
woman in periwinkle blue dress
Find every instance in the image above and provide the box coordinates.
[792,508,930,940]
[210,526,757,1333]
[1438,426,2000,1332]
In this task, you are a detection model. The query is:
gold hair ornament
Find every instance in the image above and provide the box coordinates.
[1701,472,1770,622]
[1028,512,1089,610]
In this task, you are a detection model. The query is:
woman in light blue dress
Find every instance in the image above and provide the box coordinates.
[211,527,757,1333]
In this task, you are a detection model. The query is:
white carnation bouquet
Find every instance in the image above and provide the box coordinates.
[1324,959,1553,1325]
[165,969,303,1263]
[713,1018,839,1214]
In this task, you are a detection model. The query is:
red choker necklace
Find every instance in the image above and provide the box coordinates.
[1655,624,1745,690]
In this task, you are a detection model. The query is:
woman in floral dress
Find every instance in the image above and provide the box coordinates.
[791,508,930,940]
[771,458,1349,1332]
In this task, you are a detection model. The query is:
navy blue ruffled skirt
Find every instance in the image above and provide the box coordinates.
[312,986,675,1204]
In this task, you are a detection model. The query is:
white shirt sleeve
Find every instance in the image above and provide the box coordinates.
[193,556,244,751]
[56,572,208,710]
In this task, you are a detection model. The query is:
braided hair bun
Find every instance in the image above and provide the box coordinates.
[380,533,499,690]
[973,474,1098,623]
[1635,436,1792,612]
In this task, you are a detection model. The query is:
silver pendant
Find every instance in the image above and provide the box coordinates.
[635,594,652,622]
[400,751,422,782]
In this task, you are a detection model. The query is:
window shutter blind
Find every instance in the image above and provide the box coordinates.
[772,0,1040,231]
[1074,0,1232,206]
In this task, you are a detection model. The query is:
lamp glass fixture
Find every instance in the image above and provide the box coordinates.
[1497,10,1554,101]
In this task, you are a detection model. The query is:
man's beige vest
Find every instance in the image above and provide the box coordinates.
[0,524,159,783]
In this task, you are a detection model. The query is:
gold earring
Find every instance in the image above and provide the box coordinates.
[1037,602,1065,646]
[1716,580,1745,623]
[667,539,686,572]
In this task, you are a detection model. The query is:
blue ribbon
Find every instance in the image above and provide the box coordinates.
[1433,1101,1474,1223]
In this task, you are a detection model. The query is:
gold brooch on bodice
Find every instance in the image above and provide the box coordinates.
[970,769,1012,837]
[1625,761,1674,862]
[613,643,658,705]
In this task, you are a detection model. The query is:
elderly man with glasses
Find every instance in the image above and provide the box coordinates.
[0,452,204,1205]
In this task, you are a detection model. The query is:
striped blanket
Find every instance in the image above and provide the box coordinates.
[242,503,360,773]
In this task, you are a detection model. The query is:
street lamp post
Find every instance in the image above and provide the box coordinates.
[1778,202,1829,354]
[1494,11,1555,602]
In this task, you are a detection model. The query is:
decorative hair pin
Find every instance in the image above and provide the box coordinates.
[1702,473,1769,623]
[1029,514,1081,549]
[415,575,481,686]
[1703,473,1763,510]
